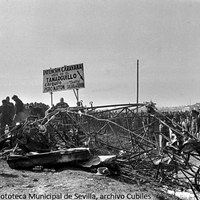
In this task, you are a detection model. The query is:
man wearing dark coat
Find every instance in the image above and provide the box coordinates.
[12,95,26,124]
[6,96,15,124]
[0,99,12,139]
[55,97,69,109]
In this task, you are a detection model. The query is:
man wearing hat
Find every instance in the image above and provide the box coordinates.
[12,95,26,124]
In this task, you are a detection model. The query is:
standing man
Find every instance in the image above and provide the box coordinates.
[0,99,12,139]
[12,95,26,124]
[159,118,170,148]
[55,97,69,109]
[190,110,200,138]
[6,96,15,125]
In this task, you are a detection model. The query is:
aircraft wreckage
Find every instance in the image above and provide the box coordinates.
[1,102,200,199]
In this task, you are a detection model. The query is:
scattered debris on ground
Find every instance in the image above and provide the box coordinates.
[0,103,200,199]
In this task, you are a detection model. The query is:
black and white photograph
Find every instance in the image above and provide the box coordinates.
[0,0,200,199]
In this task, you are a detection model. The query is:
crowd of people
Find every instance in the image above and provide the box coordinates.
[0,95,71,140]
[1,95,200,148]
[159,109,200,148]
[0,95,25,139]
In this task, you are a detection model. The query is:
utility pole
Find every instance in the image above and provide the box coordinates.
[50,91,53,106]
[136,59,139,113]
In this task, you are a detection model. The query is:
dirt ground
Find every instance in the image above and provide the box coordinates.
[0,159,180,200]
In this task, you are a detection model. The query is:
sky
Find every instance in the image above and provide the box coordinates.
[0,0,200,107]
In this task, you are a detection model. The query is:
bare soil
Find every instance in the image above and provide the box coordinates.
[0,159,179,200]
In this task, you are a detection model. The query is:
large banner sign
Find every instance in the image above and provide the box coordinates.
[43,63,85,93]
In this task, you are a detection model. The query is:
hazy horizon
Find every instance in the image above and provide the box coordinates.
[1,0,200,107]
